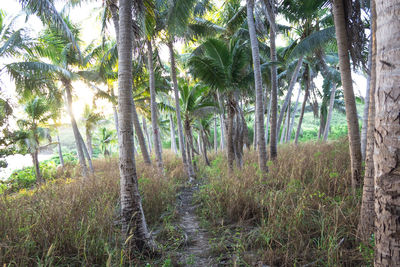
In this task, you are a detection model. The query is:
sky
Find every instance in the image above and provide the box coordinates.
[0,0,368,124]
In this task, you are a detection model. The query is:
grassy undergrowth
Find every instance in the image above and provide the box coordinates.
[196,139,370,266]
[0,151,186,266]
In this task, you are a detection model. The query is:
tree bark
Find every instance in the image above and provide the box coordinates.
[57,131,64,167]
[266,2,278,159]
[323,84,337,142]
[78,131,94,174]
[201,130,210,166]
[147,39,163,169]
[64,81,88,178]
[277,56,304,134]
[214,115,218,152]
[295,71,310,144]
[332,0,362,191]
[169,114,178,154]
[168,40,194,178]
[32,151,42,184]
[227,97,235,171]
[142,116,152,154]
[287,85,301,143]
[374,1,400,265]
[117,0,154,252]
[360,39,372,161]
[85,129,93,159]
[280,109,288,144]
[131,102,151,164]
[113,105,119,134]
[358,0,376,242]
[265,89,272,144]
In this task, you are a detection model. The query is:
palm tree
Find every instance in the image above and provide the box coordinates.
[247,0,268,173]
[332,0,362,191]
[81,104,103,158]
[16,97,53,184]
[117,0,154,251]
[95,127,116,158]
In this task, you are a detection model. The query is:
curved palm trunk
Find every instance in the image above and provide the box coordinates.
[360,39,372,160]
[56,131,64,167]
[109,0,119,43]
[131,102,151,164]
[117,0,154,252]
[374,1,400,265]
[332,0,362,191]
[168,40,194,178]
[295,72,310,144]
[323,84,337,142]
[147,39,163,169]
[32,151,43,184]
[287,85,301,142]
[266,2,278,159]
[359,0,376,241]
[277,56,304,133]
[64,81,88,178]
[169,114,178,154]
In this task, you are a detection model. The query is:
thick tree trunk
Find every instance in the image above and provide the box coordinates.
[360,39,372,161]
[323,84,337,142]
[358,0,376,242]
[147,39,163,169]
[287,85,301,143]
[32,151,42,184]
[214,116,218,152]
[168,40,194,178]
[332,0,362,191]
[266,2,278,159]
[374,1,400,265]
[131,102,151,164]
[117,0,154,252]
[169,114,178,154]
[57,132,64,167]
[295,72,310,144]
[64,81,88,178]
[276,56,304,133]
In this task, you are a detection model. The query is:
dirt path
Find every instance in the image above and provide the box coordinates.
[176,182,214,266]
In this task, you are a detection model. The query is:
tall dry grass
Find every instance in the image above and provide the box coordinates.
[197,140,366,266]
[0,151,186,266]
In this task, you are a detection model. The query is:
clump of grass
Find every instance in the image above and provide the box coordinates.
[196,139,366,266]
[0,153,185,266]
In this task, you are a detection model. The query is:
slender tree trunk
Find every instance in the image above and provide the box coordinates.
[117,0,154,251]
[201,131,210,166]
[57,131,64,167]
[287,85,301,142]
[360,40,372,160]
[266,2,278,159]
[169,114,178,154]
[214,116,218,152]
[285,99,291,142]
[113,105,119,134]
[32,151,42,184]
[295,72,310,144]
[86,129,93,159]
[142,117,152,154]
[109,0,119,43]
[64,81,88,178]
[131,102,151,164]
[358,0,376,241]
[147,39,163,169]
[227,98,235,171]
[265,90,272,144]
[168,40,194,178]
[280,109,288,144]
[323,84,337,142]
[277,56,304,133]
[253,119,257,149]
[332,0,362,191]
[78,131,94,174]
[374,1,400,265]
[217,92,225,151]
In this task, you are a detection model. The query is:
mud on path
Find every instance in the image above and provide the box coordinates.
[176,182,214,266]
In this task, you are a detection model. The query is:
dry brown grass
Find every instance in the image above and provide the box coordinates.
[196,139,367,266]
[0,152,186,266]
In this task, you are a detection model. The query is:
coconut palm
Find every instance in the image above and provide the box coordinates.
[81,104,103,158]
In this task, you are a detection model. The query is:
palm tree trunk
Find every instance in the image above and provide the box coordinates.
[117,0,154,252]
[169,114,178,154]
[201,131,210,166]
[131,102,151,164]
[265,90,272,144]
[323,84,337,142]
[247,0,267,173]
[64,81,88,178]
[360,39,372,160]
[280,109,288,144]
[217,91,225,151]
[227,97,235,171]
[374,1,400,264]
[168,40,194,178]
[214,116,218,152]
[32,151,43,184]
[147,39,163,169]
[295,71,310,144]
[253,118,257,149]
[266,1,278,159]
[287,85,301,143]
[78,131,94,174]
[113,105,119,134]
[332,0,362,191]
[285,99,291,142]
[109,0,119,43]
[358,0,376,242]
[86,129,93,159]
[142,116,152,154]
[57,131,64,167]
[277,56,304,133]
